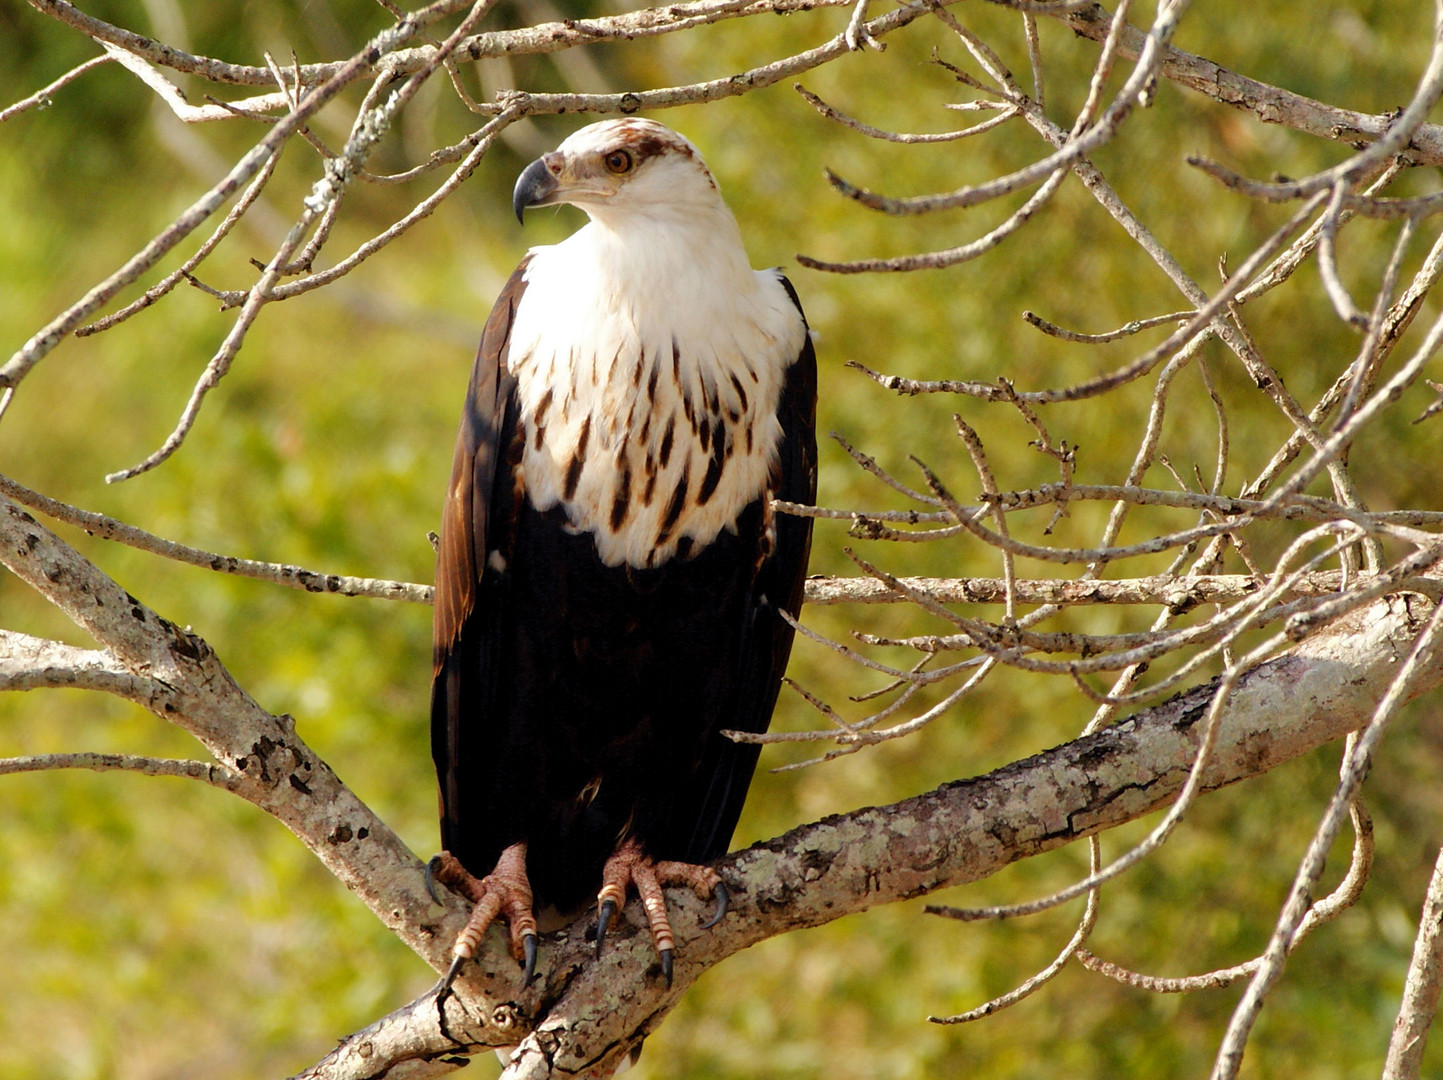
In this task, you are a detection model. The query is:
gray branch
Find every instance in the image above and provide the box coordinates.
[1061,2,1443,165]
[0,493,468,974]
[294,592,1443,1078]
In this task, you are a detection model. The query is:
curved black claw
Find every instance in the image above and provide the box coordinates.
[520,931,539,988]
[659,947,674,988]
[595,898,618,958]
[701,881,729,929]
[441,952,466,991]
[424,855,448,905]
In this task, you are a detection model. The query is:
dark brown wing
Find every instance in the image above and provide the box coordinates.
[431,257,529,857]
[672,275,818,863]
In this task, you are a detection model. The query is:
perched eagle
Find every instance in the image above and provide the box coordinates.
[429,118,817,987]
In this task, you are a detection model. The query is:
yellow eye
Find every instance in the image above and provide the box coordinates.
[603,149,634,175]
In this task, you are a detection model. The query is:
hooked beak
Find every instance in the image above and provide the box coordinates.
[512,156,559,224]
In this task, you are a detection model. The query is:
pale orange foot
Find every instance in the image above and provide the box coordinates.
[594,836,729,986]
[427,842,539,989]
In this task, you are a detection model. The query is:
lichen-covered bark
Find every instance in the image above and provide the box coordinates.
[298,592,1443,1079]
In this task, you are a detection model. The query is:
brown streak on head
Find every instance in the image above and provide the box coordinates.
[613,120,708,183]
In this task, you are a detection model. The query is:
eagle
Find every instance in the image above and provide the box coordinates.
[428,118,817,989]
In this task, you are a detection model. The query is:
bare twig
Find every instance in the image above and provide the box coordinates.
[0,474,430,602]
[0,52,113,122]
[1384,840,1443,1079]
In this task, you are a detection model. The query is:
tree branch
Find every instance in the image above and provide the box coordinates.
[0,474,430,603]
[1385,843,1443,1079]
[297,591,1443,1078]
[1061,2,1443,164]
[0,493,465,971]
[26,0,856,91]
[0,629,152,698]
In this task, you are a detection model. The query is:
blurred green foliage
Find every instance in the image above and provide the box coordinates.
[2,1,1443,1077]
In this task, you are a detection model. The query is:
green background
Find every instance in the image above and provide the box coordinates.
[3,1,1443,1076]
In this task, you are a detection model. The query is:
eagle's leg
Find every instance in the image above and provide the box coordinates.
[428,842,539,990]
[593,836,729,987]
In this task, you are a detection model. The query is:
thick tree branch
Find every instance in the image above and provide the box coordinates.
[0,494,467,972]
[297,591,1443,1078]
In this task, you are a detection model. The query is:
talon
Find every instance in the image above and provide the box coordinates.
[425,854,448,905]
[521,931,539,988]
[441,952,467,990]
[432,842,537,986]
[596,898,618,958]
[702,881,728,929]
[595,837,722,982]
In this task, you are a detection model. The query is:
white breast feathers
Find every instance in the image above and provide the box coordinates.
[505,222,806,569]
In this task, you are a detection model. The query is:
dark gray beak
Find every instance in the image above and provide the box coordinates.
[513,157,559,224]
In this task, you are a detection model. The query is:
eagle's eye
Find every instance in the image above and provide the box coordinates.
[603,149,635,175]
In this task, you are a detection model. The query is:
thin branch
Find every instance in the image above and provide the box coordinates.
[0,752,246,793]
[794,82,1016,143]
[1384,840,1443,1080]
[76,147,284,336]
[3,0,474,392]
[1075,799,1373,993]
[1059,1,1443,164]
[1023,308,1191,343]
[26,0,857,89]
[819,0,1192,217]
[0,474,430,602]
[799,158,1065,273]
[1212,596,1443,1080]
[799,570,1441,607]
[0,52,113,123]
[105,0,500,482]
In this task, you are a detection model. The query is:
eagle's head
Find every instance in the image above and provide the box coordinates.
[512,118,721,225]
